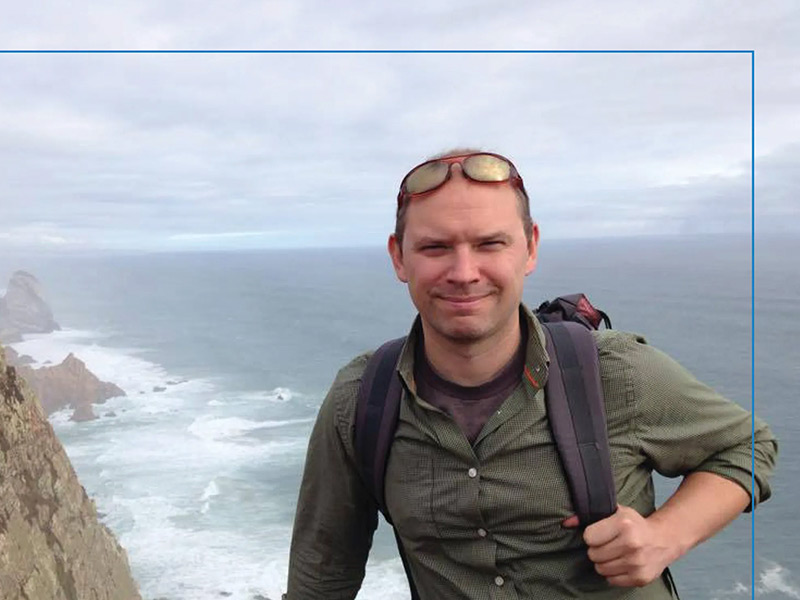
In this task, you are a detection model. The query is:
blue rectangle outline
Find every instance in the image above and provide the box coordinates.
[0,47,758,599]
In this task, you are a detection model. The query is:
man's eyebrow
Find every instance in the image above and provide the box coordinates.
[413,236,450,247]
[412,233,513,247]
[477,232,512,243]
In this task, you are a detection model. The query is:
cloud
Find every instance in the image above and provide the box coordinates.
[0,223,82,247]
[0,2,798,250]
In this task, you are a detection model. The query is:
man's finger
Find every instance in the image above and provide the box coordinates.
[561,514,580,528]
[584,505,647,548]
[583,512,623,547]
[587,541,627,565]
[593,556,630,578]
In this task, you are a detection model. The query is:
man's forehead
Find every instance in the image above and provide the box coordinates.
[403,198,524,242]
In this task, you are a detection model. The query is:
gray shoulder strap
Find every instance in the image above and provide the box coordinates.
[354,337,406,521]
[542,321,617,526]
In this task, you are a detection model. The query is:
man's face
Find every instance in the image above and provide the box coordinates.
[388,168,539,347]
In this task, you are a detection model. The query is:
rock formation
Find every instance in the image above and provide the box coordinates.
[0,271,60,343]
[2,346,34,367]
[0,346,142,599]
[1,272,124,421]
[15,353,126,422]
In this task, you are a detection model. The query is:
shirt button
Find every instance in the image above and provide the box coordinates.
[467,467,478,478]
[494,576,505,587]
[477,528,487,538]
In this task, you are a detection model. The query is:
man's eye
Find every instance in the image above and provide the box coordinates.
[480,240,504,248]
[421,244,447,251]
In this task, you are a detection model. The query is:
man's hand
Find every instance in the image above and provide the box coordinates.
[563,506,678,587]
[561,472,751,587]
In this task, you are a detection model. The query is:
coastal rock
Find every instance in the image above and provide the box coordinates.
[0,346,142,599]
[0,271,60,342]
[17,353,125,421]
[2,345,35,367]
[69,402,97,422]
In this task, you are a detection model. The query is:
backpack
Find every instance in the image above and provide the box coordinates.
[353,294,676,598]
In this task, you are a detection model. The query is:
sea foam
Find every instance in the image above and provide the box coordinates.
[200,479,220,514]
[112,494,293,600]
[711,562,800,599]
[759,563,800,598]
[10,328,214,399]
[187,415,313,443]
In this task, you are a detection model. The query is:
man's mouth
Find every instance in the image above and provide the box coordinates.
[436,293,491,308]
[441,296,485,303]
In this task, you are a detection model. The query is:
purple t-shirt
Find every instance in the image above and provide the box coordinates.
[414,320,527,445]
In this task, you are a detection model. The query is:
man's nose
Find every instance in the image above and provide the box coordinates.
[447,245,480,284]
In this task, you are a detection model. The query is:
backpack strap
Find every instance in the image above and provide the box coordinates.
[355,336,406,521]
[354,336,421,599]
[541,321,617,526]
[543,320,679,596]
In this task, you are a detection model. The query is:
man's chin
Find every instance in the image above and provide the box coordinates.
[433,320,490,344]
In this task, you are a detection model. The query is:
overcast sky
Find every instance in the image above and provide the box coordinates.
[0,1,798,252]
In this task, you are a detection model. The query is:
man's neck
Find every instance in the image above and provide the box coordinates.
[420,315,523,387]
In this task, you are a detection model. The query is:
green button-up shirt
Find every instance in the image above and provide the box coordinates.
[286,306,777,599]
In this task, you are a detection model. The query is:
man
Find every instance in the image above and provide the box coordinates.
[286,149,777,599]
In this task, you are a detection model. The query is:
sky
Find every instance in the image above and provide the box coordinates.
[0,1,798,252]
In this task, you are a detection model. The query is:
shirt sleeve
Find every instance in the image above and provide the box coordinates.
[599,332,778,511]
[286,354,379,599]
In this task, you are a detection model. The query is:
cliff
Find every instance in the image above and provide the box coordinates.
[0,346,142,600]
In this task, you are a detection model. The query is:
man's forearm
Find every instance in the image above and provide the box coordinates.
[648,471,750,560]
[285,376,378,600]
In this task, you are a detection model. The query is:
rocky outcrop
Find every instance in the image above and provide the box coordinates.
[2,346,34,367]
[0,346,142,599]
[15,353,126,422]
[0,271,60,343]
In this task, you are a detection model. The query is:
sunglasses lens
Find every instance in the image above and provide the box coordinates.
[404,161,450,195]
[463,154,511,182]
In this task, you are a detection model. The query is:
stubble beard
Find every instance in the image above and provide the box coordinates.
[424,292,524,351]
[426,301,502,346]
[432,319,489,345]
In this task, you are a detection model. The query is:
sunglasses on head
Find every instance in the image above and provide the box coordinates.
[397,152,528,208]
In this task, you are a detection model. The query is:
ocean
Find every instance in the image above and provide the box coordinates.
[1,234,797,600]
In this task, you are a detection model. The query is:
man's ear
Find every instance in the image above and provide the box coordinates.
[388,234,408,283]
[525,223,540,276]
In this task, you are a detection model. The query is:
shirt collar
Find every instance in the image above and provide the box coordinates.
[397,303,550,394]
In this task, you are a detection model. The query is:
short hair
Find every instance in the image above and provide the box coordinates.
[393,147,534,249]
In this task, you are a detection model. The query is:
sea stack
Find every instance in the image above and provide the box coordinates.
[16,352,126,421]
[0,346,142,599]
[0,270,60,343]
